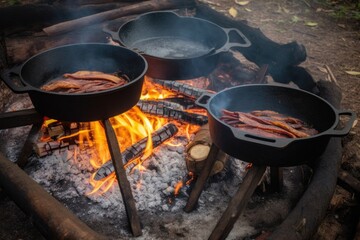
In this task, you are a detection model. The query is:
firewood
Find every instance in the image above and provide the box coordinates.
[94,123,178,181]
[150,78,211,99]
[185,124,228,176]
[43,0,196,35]
[136,101,208,125]
[34,141,72,157]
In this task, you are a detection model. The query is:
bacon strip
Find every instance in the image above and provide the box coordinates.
[40,79,81,91]
[63,71,126,84]
[220,109,317,139]
[40,71,129,93]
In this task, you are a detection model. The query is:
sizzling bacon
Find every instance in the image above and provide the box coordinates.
[63,71,126,84]
[40,71,128,93]
[220,109,318,138]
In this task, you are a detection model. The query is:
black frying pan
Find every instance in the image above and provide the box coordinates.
[196,84,356,167]
[0,43,148,122]
[104,11,251,80]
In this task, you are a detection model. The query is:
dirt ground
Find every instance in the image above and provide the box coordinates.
[0,0,359,239]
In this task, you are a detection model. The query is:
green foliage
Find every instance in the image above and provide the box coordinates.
[314,0,360,21]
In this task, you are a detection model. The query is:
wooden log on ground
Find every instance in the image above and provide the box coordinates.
[184,143,220,212]
[337,169,360,195]
[4,24,108,64]
[195,3,306,67]
[102,119,142,237]
[0,2,136,30]
[43,0,196,35]
[186,124,228,176]
[268,77,343,239]
[0,151,106,240]
[195,3,318,92]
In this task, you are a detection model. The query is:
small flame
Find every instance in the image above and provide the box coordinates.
[174,181,184,197]
[40,77,205,195]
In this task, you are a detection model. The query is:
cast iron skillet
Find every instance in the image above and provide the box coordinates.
[0,43,148,122]
[104,11,251,80]
[196,84,356,167]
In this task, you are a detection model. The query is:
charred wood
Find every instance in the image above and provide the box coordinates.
[94,123,178,181]
[337,169,360,195]
[138,99,184,111]
[136,101,208,125]
[0,2,136,30]
[194,3,317,92]
[159,97,197,110]
[195,3,306,67]
[43,0,196,35]
[150,79,210,99]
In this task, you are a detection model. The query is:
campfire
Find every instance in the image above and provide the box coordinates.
[0,1,353,240]
[34,76,208,197]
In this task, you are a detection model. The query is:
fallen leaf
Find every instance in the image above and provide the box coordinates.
[245,8,252,12]
[229,7,238,18]
[291,16,300,23]
[345,71,360,76]
[305,21,318,27]
[235,0,250,6]
[282,7,290,13]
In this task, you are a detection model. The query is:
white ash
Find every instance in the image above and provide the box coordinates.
[0,95,33,162]
[1,97,306,239]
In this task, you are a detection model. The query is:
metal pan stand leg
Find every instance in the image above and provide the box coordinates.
[102,119,142,237]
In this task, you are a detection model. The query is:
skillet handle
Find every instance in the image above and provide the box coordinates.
[102,25,121,43]
[325,110,357,136]
[218,28,251,52]
[195,92,215,109]
[0,66,32,93]
[231,127,292,149]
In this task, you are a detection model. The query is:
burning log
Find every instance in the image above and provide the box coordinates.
[43,0,196,35]
[138,99,184,111]
[150,78,211,99]
[94,122,178,181]
[186,124,228,176]
[137,101,208,125]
